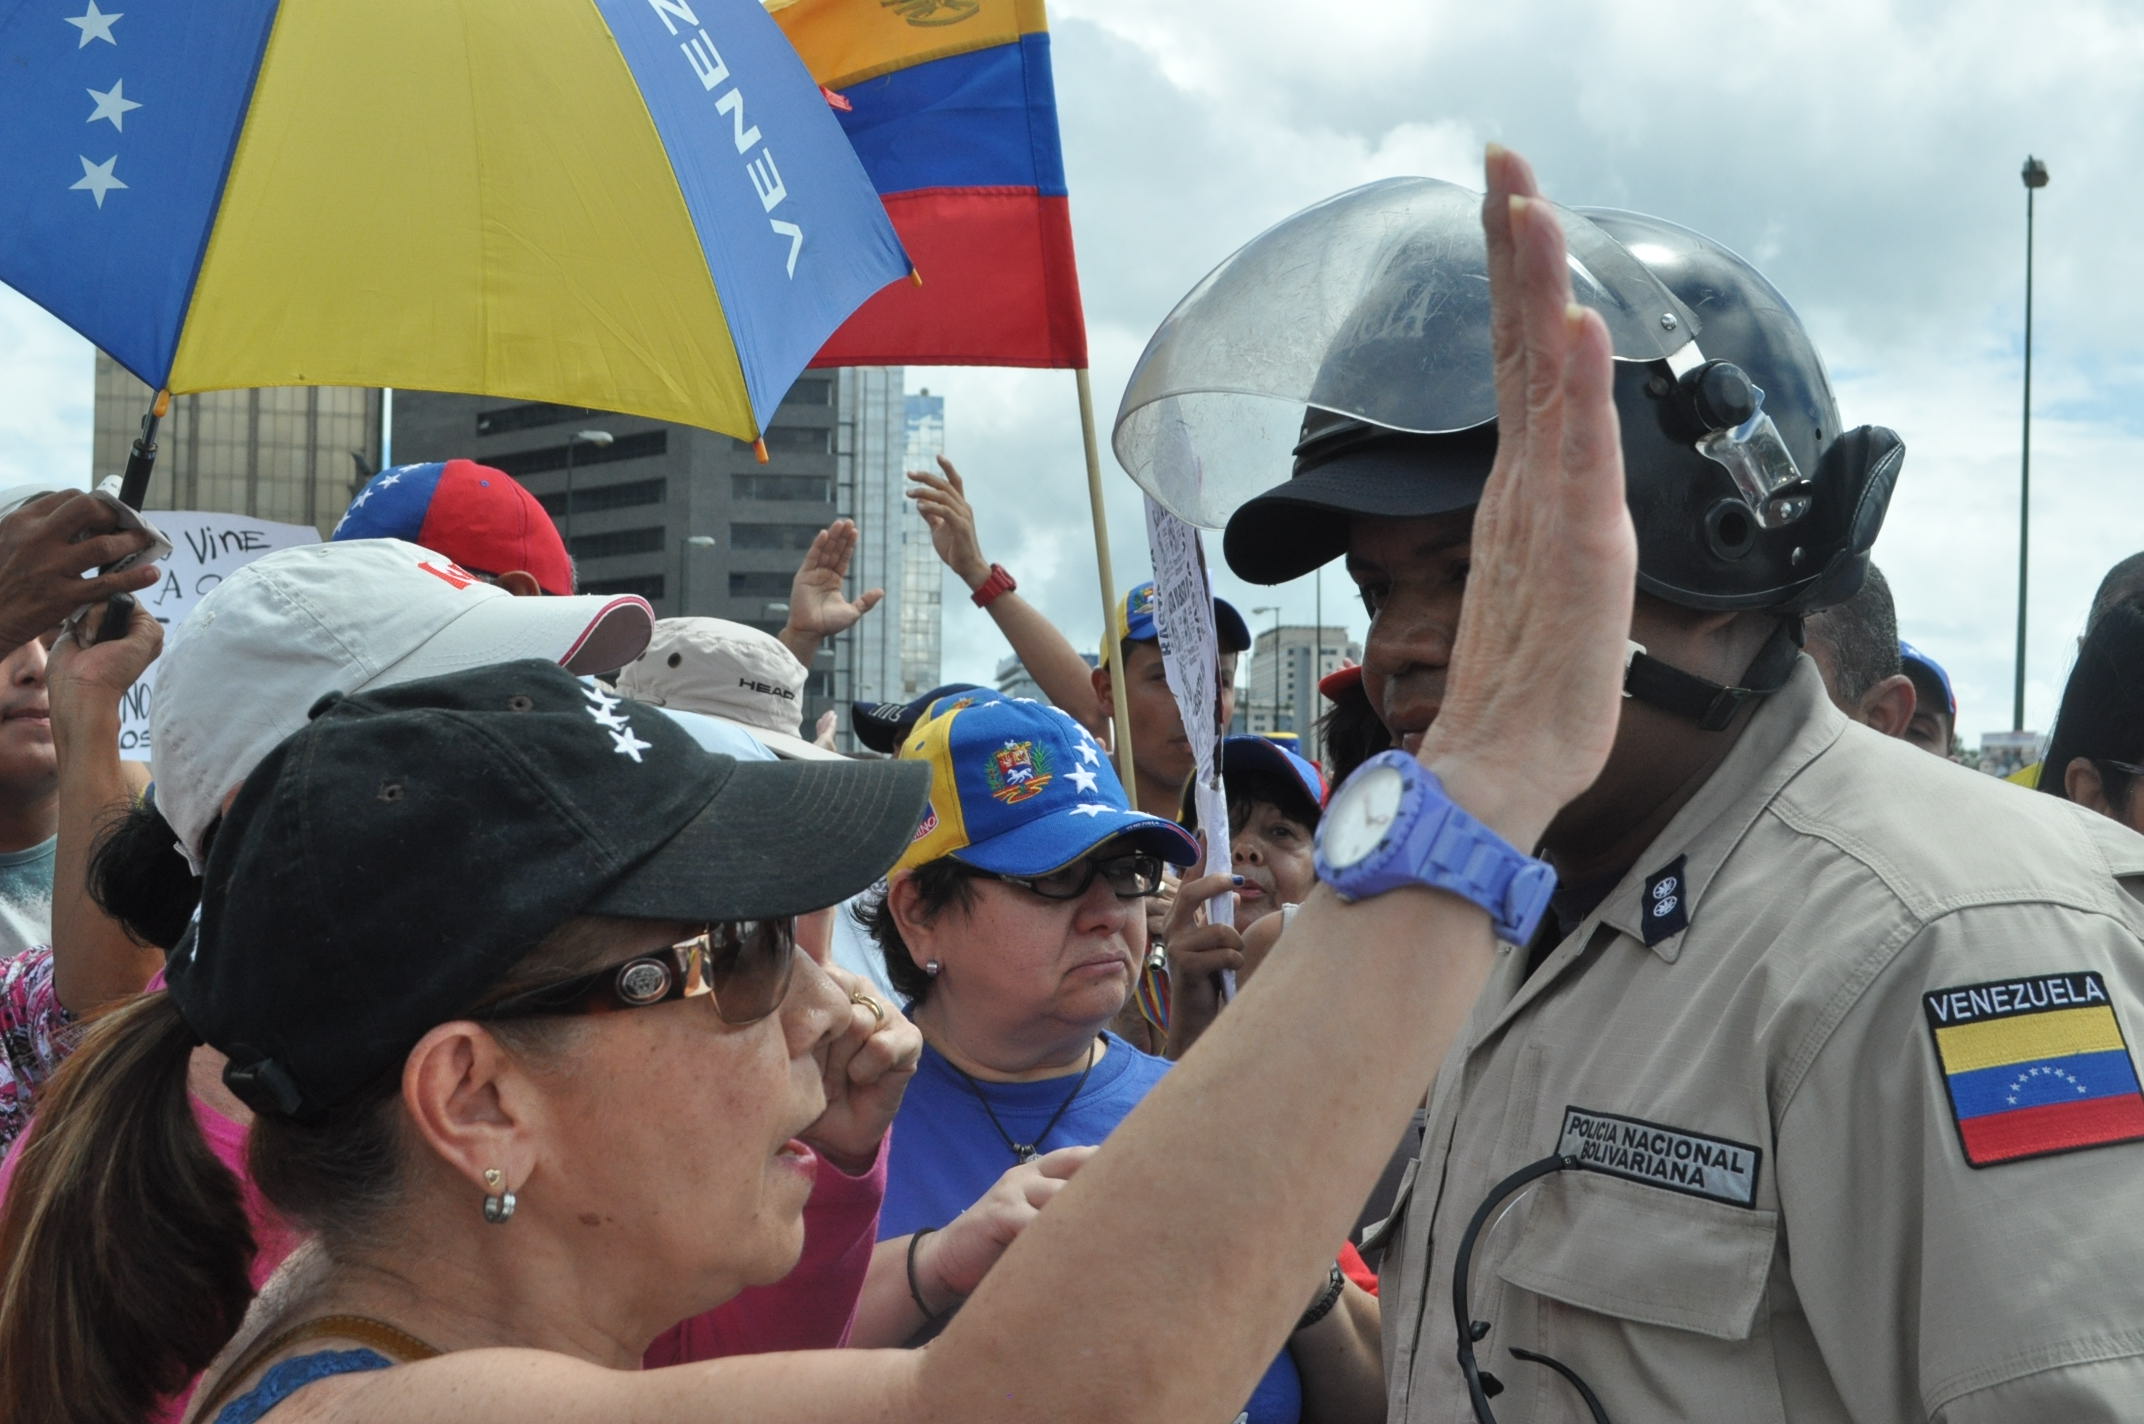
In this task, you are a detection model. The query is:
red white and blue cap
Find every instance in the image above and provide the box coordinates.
[893,698,1200,877]
[334,460,573,597]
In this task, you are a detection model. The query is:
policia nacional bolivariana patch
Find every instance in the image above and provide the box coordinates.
[1923,971,2144,1168]
[1556,1107,1760,1207]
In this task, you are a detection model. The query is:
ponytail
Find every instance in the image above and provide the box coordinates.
[87,799,206,951]
[0,994,255,1424]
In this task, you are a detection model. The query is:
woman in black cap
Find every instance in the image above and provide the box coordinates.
[0,145,1636,1424]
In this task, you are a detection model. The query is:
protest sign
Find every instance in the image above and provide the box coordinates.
[115,512,320,760]
[1144,494,1235,1000]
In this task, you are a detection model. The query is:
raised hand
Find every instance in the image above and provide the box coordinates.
[906,455,991,589]
[1158,871,1246,1058]
[0,493,159,658]
[1416,146,1638,848]
[803,967,921,1173]
[47,598,162,747]
[786,519,884,640]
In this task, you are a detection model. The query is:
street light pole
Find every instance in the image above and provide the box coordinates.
[1313,568,1324,764]
[2013,156,2049,732]
[563,428,614,551]
[1250,605,1282,735]
[677,534,717,616]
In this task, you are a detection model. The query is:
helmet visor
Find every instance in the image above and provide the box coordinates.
[1113,177,1701,529]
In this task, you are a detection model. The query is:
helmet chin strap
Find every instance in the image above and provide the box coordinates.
[1622,620,1804,732]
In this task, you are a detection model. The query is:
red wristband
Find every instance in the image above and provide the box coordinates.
[970,563,1017,608]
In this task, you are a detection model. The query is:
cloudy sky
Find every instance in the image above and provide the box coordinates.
[5,0,2140,744]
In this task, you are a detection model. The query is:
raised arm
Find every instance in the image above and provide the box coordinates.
[778,520,885,669]
[291,141,1637,1424]
[909,457,1109,735]
[45,602,165,1013]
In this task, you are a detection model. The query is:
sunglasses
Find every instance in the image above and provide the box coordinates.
[478,920,797,1027]
[970,851,1167,902]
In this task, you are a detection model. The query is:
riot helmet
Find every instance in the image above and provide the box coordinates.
[1113,178,1901,619]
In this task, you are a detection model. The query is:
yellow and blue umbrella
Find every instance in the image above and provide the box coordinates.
[0,0,910,445]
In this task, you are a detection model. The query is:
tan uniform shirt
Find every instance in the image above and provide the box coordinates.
[1381,659,2144,1423]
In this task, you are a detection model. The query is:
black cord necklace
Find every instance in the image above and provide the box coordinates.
[942,1037,1099,1163]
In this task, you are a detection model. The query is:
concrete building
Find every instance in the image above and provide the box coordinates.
[91,354,382,537]
[898,390,947,700]
[1242,624,1362,755]
[389,369,907,750]
[837,369,909,708]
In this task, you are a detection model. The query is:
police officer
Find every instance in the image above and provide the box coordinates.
[1118,147,2144,1420]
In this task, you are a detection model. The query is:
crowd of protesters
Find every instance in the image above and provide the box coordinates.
[0,148,2140,1424]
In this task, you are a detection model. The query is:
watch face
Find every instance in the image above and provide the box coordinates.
[1324,763,1406,867]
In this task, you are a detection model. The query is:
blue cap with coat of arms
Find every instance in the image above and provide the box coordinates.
[892,698,1200,877]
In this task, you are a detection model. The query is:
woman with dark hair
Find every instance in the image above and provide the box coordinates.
[2041,594,2144,833]
[0,144,1636,1424]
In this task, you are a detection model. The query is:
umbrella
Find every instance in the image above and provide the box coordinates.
[0,0,912,507]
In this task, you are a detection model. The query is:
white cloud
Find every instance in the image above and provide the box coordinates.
[0,287,95,491]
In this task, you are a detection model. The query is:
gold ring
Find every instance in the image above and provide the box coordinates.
[849,990,885,1024]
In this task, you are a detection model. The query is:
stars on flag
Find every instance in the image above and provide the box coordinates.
[1073,734,1100,768]
[70,154,125,208]
[62,4,133,209]
[85,79,139,130]
[1067,765,1100,796]
[1069,802,1111,818]
[65,2,120,46]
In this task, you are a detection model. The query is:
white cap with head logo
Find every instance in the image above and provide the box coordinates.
[613,617,838,761]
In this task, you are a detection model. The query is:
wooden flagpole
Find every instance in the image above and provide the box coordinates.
[1074,368,1139,796]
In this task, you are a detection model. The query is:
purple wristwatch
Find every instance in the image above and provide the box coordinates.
[1313,750,1556,945]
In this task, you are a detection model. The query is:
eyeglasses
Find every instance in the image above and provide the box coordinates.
[477,920,797,1027]
[1453,1153,1613,1424]
[972,851,1166,902]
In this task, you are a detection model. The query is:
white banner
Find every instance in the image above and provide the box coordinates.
[1143,496,1235,999]
[116,512,321,760]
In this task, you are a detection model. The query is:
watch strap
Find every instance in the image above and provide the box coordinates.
[1317,751,1555,944]
[970,563,1017,608]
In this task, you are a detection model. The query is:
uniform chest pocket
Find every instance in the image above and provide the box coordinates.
[1495,1170,1779,1341]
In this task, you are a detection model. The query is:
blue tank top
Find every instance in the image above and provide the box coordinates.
[211,1348,392,1424]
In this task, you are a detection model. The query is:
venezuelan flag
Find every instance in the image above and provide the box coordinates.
[772,0,1088,368]
[1925,973,2144,1167]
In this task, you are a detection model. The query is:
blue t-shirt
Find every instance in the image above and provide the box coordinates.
[883,1031,1303,1424]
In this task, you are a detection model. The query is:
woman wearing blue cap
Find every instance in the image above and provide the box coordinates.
[864,698,1382,1419]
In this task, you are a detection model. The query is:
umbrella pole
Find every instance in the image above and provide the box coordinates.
[88,389,170,645]
[116,389,170,511]
[1075,369,1138,797]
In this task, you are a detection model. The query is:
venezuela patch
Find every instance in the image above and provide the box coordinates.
[1923,972,2144,1168]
